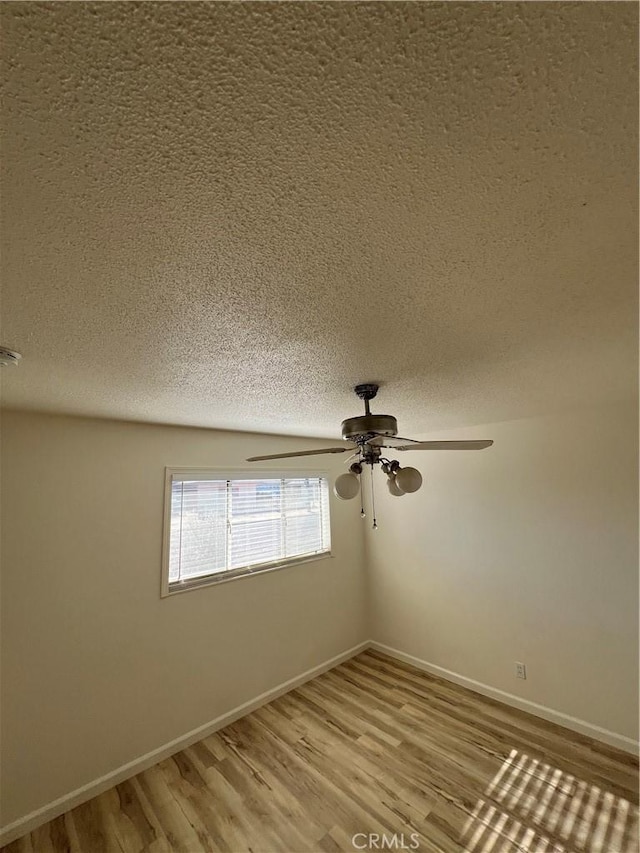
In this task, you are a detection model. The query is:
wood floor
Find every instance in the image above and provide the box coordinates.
[4,650,639,853]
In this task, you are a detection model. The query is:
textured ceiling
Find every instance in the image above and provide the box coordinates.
[1,2,637,438]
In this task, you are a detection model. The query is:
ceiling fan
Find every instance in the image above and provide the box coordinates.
[247,383,493,527]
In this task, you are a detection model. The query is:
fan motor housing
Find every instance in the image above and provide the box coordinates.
[341,414,398,442]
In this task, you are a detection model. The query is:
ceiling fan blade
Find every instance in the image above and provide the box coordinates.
[246,446,354,462]
[392,440,494,451]
[370,432,424,445]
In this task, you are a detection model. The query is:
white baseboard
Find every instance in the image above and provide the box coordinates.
[0,640,369,847]
[370,641,639,756]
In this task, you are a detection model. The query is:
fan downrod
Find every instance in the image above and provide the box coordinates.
[354,383,379,416]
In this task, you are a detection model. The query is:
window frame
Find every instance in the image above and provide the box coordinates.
[161,467,333,597]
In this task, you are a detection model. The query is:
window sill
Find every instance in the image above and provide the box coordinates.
[161,551,333,598]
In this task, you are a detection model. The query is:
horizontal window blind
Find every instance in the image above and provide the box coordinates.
[167,476,331,587]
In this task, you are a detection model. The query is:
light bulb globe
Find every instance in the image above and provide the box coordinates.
[334,472,360,500]
[387,476,405,497]
[395,466,423,493]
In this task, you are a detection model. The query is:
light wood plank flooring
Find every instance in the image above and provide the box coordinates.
[4,650,639,853]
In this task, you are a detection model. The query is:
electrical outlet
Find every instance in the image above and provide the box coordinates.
[515,662,527,680]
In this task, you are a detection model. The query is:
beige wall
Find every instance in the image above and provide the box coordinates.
[0,410,368,826]
[367,401,639,742]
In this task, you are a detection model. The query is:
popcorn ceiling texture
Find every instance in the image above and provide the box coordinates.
[1,2,637,437]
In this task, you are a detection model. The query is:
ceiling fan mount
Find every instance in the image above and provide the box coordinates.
[353,383,380,403]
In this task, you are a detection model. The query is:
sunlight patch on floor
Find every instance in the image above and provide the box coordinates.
[461,749,638,852]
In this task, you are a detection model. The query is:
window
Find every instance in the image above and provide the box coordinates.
[162,470,331,594]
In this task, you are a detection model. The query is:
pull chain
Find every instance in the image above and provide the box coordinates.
[370,464,378,530]
[359,473,365,517]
